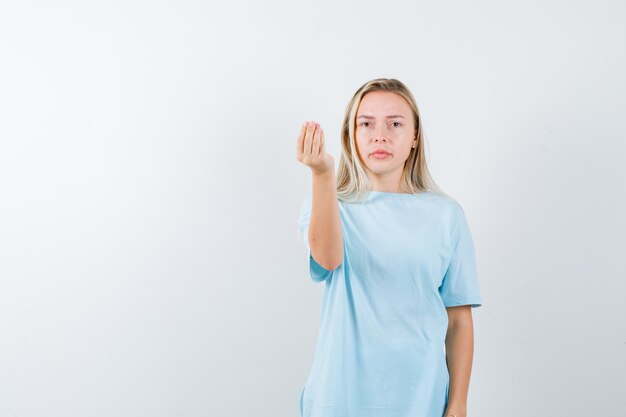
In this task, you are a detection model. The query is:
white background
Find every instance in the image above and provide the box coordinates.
[1,1,625,416]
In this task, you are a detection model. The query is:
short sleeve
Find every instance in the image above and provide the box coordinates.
[297,194,333,283]
[439,202,483,308]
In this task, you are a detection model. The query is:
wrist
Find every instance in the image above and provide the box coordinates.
[311,168,335,178]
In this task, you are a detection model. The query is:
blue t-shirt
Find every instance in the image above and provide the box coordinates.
[297,190,483,417]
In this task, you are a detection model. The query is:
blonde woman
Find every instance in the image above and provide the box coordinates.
[295,78,483,417]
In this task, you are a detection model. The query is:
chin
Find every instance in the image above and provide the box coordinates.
[366,162,404,174]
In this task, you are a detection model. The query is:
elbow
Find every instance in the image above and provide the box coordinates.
[311,247,344,271]
[309,234,344,271]
[320,255,343,271]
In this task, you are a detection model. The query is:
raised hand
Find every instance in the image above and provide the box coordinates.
[296,121,335,176]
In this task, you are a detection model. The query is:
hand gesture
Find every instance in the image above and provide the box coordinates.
[296,121,335,176]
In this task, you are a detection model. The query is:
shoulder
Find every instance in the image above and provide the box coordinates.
[423,191,465,217]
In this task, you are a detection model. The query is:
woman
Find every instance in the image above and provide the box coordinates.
[295,78,483,417]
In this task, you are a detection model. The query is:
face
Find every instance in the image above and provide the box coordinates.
[355,91,417,180]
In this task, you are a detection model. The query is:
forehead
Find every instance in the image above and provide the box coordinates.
[357,91,411,116]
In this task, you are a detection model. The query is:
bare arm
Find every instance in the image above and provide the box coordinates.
[296,121,343,270]
[309,170,343,270]
[443,305,475,417]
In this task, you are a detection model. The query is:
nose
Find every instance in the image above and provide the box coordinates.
[374,125,389,142]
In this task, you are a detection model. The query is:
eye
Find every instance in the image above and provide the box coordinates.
[391,121,402,127]
[359,121,371,127]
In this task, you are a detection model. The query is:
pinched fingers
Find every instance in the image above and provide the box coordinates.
[304,121,319,156]
[301,122,310,155]
[297,121,322,160]
[296,122,307,157]
[311,123,323,157]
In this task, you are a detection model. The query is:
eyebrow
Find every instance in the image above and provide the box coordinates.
[357,115,406,119]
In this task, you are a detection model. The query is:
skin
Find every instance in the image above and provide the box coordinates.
[296,93,476,417]
[354,90,417,193]
[296,121,343,270]
[444,305,475,417]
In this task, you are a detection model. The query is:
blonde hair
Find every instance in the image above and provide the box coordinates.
[336,78,447,203]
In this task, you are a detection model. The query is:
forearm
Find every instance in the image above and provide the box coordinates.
[444,317,474,415]
[308,171,343,270]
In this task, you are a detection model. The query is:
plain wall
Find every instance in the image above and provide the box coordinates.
[1,1,625,416]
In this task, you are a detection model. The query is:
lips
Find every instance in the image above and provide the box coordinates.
[371,150,391,156]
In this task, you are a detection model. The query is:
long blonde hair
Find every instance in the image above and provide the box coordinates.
[336,78,446,203]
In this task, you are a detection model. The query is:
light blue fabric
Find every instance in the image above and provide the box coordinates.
[297,190,483,417]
